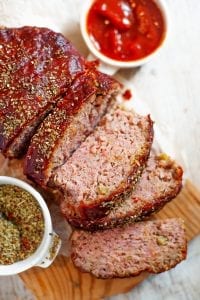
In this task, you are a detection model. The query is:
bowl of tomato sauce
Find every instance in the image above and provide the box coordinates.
[81,0,169,72]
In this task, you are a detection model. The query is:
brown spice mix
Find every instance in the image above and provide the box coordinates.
[0,185,44,265]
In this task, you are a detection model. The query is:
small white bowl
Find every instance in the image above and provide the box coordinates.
[0,176,61,276]
[80,0,170,74]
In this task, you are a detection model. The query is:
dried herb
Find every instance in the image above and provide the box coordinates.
[0,184,44,265]
[0,218,20,264]
[48,234,60,261]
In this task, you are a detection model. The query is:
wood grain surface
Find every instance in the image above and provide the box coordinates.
[19,180,200,300]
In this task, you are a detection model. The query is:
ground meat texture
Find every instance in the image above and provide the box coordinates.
[0,26,86,158]
[55,107,153,221]
[24,70,120,186]
[67,153,183,230]
[71,218,187,279]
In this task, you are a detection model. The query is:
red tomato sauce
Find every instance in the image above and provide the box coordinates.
[87,0,165,61]
[122,89,132,100]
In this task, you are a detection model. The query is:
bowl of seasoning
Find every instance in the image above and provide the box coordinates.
[81,0,169,74]
[0,176,61,275]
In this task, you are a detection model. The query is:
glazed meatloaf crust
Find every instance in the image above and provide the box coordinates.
[71,218,187,279]
[24,70,120,186]
[67,153,183,230]
[56,107,153,221]
[0,26,86,158]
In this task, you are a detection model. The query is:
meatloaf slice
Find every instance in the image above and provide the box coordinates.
[71,218,187,279]
[56,107,153,221]
[0,26,86,158]
[67,153,183,230]
[24,70,120,186]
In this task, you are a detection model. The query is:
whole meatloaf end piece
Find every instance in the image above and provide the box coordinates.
[55,107,153,221]
[68,153,183,230]
[0,26,86,158]
[24,70,120,186]
[71,218,187,279]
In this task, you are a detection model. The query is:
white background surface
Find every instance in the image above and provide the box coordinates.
[0,0,200,299]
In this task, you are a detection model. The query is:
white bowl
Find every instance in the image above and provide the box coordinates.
[80,0,170,74]
[0,176,61,276]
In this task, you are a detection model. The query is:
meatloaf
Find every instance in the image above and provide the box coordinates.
[71,218,187,279]
[67,153,183,230]
[24,70,120,186]
[0,26,86,158]
[55,107,153,221]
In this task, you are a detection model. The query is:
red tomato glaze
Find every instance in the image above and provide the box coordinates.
[87,0,165,61]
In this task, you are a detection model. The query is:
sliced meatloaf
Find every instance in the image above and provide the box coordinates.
[71,218,187,279]
[24,70,120,186]
[0,26,86,158]
[67,153,183,230]
[55,107,153,221]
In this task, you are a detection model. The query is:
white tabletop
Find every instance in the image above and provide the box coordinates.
[0,0,200,299]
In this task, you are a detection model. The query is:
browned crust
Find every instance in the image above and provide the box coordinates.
[61,165,144,221]
[65,155,183,230]
[5,105,55,158]
[24,70,120,186]
[0,26,86,157]
[68,179,182,230]
[60,115,154,221]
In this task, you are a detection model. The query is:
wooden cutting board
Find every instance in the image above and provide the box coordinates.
[20,180,200,300]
